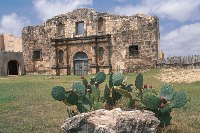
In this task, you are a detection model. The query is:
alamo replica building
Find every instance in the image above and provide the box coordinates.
[22,8,160,75]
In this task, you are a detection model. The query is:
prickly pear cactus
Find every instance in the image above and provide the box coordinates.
[91,86,100,102]
[93,101,103,110]
[72,82,86,97]
[170,91,187,108]
[159,112,172,128]
[104,84,110,99]
[125,84,133,92]
[142,93,162,109]
[112,72,124,86]
[112,89,122,102]
[143,88,157,95]
[51,86,67,101]
[95,72,106,84]
[109,72,114,88]
[160,85,176,101]
[82,78,88,87]
[77,97,91,113]
[90,77,95,85]
[135,73,143,89]
[114,87,132,99]
[66,92,79,105]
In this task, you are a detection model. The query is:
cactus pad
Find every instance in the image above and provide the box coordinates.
[95,72,106,84]
[93,101,103,110]
[66,92,79,105]
[77,97,91,113]
[160,85,176,101]
[104,84,110,99]
[125,84,133,92]
[51,86,67,101]
[82,78,88,87]
[142,93,162,109]
[109,72,114,88]
[112,72,124,86]
[135,73,143,89]
[72,82,86,97]
[114,87,132,99]
[90,77,96,85]
[112,89,122,101]
[170,91,187,108]
[91,86,100,102]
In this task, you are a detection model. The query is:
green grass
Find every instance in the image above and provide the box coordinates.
[0,69,200,133]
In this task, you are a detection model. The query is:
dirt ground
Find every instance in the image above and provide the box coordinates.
[155,68,200,83]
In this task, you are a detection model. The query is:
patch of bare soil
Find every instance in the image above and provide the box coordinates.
[155,68,200,83]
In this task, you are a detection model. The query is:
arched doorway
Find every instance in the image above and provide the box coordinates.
[7,60,18,75]
[74,52,88,75]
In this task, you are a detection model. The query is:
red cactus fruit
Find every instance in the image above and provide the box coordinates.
[80,76,84,79]
[144,84,148,89]
[160,96,166,101]
[160,97,167,104]
[160,103,165,108]
[149,85,152,88]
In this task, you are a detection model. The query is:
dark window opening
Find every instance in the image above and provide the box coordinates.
[57,23,65,36]
[58,50,64,63]
[129,45,139,56]
[76,21,84,35]
[32,50,42,60]
[98,17,104,32]
[99,47,104,61]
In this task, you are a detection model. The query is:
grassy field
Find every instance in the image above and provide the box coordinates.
[0,68,200,133]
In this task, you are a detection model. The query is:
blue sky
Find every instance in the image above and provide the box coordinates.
[0,0,200,57]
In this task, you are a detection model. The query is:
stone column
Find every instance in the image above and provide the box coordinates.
[104,44,110,66]
[91,46,97,65]
[64,47,68,66]
[53,48,57,67]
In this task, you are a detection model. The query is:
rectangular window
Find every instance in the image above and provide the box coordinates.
[129,45,139,56]
[76,21,84,35]
[32,49,42,60]
[99,47,104,61]
[57,23,65,36]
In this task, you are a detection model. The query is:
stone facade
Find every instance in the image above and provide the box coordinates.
[22,8,159,75]
[0,34,22,52]
[0,34,24,76]
[0,51,25,76]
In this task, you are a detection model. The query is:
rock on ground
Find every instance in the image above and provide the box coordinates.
[61,108,160,133]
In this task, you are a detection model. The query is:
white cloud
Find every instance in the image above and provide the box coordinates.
[33,0,93,21]
[161,23,200,56]
[0,13,30,37]
[114,0,200,22]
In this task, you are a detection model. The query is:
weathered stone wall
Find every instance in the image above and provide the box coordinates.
[0,51,25,76]
[22,8,159,74]
[0,34,22,52]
